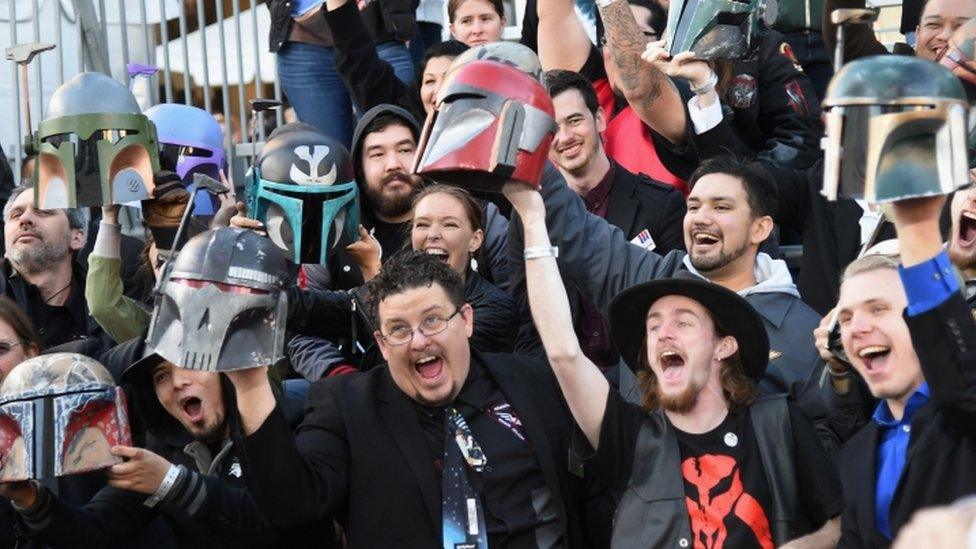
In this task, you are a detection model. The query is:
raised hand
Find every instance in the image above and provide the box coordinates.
[641,40,715,90]
[345,225,382,281]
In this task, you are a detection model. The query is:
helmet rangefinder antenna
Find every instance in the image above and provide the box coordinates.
[5,43,56,156]
[152,173,229,297]
[248,98,282,169]
[831,8,878,73]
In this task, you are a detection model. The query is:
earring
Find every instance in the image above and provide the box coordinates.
[470,256,479,272]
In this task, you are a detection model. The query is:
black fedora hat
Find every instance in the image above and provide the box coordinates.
[607,274,769,382]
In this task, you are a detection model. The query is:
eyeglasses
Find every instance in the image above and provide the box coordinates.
[381,308,463,346]
[0,341,24,356]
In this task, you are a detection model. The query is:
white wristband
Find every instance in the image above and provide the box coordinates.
[143,463,181,508]
[524,246,559,260]
[691,71,719,96]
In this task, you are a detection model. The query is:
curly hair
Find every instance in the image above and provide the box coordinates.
[636,312,758,414]
[365,250,467,327]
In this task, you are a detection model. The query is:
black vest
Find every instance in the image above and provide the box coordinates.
[610,396,803,548]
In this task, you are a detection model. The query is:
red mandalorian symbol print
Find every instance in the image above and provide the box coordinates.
[681,454,773,549]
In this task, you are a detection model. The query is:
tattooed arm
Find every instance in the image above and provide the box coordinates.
[598,0,689,144]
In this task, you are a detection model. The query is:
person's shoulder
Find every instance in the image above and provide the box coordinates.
[308,365,388,402]
[479,352,556,388]
[620,168,682,198]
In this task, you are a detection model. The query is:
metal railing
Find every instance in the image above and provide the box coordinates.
[1,0,284,180]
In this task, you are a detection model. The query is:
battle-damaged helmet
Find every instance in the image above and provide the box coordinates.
[145,227,292,372]
[822,55,970,203]
[449,41,545,82]
[0,353,131,482]
[664,0,778,59]
[144,103,225,216]
[245,123,359,264]
[34,72,160,209]
[413,54,556,192]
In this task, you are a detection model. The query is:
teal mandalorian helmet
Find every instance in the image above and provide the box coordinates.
[822,55,970,204]
[34,72,160,209]
[245,123,359,264]
[664,0,778,59]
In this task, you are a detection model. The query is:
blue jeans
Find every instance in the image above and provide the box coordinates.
[408,22,444,71]
[376,40,415,85]
[277,41,355,148]
[783,31,833,104]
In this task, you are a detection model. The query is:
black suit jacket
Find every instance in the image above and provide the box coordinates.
[838,292,976,547]
[240,351,611,548]
[512,163,686,357]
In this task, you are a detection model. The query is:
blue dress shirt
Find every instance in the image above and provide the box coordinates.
[872,382,930,539]
[898,251,959,316]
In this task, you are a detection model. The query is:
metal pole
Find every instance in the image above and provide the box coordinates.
[137,0,154,104]
[158,0,173,102]
[53,0,64,84]
[76,1,84,70]
[98,0,108,64]
[177,0,191,105]
[232,0,247,147]
[197,0,212,113]
[273,73,283,128]
[8,0,22,179]
[250,0,264,139]
[119,0,130,86]
[30,0,43,120]
[215,0,234,174]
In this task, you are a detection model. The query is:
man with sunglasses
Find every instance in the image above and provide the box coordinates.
[225,250,612,548]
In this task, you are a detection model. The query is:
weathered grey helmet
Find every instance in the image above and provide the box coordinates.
[34,72,160,209]
[822,55,970,203]
[144,228,292,372]
[0,353,131,481]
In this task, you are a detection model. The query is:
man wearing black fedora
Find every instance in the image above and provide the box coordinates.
[503,180,843,547]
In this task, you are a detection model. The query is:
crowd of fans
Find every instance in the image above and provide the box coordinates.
[0,0,974,546]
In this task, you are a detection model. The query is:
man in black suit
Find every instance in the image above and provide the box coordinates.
[833,192,976,546]
[227,251,610,548]
[521,69,685,370]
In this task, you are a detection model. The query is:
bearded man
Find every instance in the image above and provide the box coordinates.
[1,184,93,347]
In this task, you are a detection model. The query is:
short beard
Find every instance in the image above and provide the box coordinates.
[656,381,701,413]
[949,244,976,275]
[366,172,421,219]
[195,412,228,444]
[690,239,749,273]
[10,240,70,274]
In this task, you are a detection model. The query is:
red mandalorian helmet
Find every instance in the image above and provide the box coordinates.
[0,353,131,481]
[413,59,556,192]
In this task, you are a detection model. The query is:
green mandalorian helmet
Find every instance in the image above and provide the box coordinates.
[34,72,160,209]
[822,55,970,204]
[664,0,778,59]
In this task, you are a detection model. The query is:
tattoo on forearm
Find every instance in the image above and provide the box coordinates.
[598,0,664,101]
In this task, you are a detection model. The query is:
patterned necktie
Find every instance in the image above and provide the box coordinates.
[442,407,489,549]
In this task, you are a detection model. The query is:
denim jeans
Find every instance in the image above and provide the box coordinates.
[277,41,356,148]
[408,22,444,71]
[783,31,833,103]
[376,40,416,85]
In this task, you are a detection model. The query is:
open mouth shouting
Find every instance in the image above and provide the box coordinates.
[425,248,449,262]
[180,395,205,424]
[414,354,445,385]
[957,210,976,250]
[855,344,892,379]
[691,230,721,252]
[658,349,686,384]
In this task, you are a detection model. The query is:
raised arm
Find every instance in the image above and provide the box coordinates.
[536,0,593,71]
[502,181,609,448]
[891,195,976,433]
[598,0,688,142]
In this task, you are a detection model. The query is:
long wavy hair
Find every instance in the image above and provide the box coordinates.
[636,313,758,414]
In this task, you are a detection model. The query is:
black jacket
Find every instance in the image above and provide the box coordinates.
[288,269,519,371]
[239,351,613,548]
[838,292,976,547]
[512,162,686,358]
[11,337,332,548]
[268,0,416,53]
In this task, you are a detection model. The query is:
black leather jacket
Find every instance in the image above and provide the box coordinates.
[267,0,416,53]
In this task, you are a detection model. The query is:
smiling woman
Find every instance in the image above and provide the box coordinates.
[410,185,486,280]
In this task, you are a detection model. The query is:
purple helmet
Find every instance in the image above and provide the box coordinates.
[144,104,225,215]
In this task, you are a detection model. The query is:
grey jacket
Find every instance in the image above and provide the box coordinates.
[510,165,838,457]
